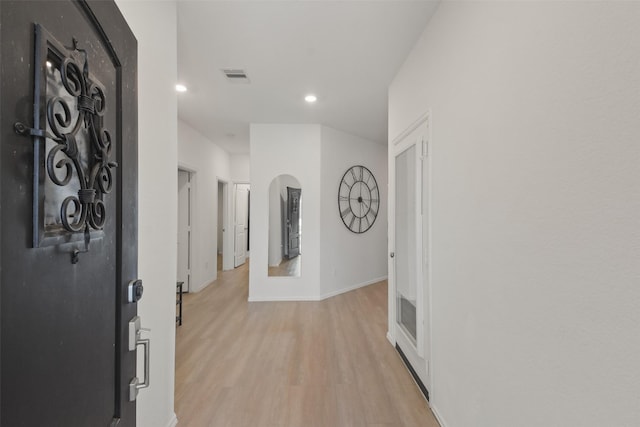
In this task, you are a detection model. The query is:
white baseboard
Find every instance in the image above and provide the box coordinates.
[430,404,448,427]
[386,331,395,346]
[268,256,282,268]
[165,413,178,427]
[319,275,388,300]
[191,276,216,293]
[248,276,388,302]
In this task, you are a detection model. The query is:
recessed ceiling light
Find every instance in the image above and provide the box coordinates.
[305,94,317,103]
[176,84,187,93]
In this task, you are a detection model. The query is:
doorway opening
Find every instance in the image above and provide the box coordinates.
[177,169,193,292]
[217,178,235,272]
[217,181,224,271]
[234,183,250,267]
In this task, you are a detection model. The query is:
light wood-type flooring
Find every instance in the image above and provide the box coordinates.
[175,261,440,427]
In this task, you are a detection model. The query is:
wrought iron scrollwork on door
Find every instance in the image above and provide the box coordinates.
[15,25,117,263]
[43,38,116,233]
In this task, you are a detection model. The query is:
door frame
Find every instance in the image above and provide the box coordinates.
[233,181,250,267]
[217,177,234,271]
[387,112,433,399]
[177,166,194,292]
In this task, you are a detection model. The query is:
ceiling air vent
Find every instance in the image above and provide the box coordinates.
[221,68,250,83]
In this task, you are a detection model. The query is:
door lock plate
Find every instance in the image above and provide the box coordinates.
[128,316,140,351]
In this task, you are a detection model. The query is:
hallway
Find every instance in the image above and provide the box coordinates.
[175,263,439,426]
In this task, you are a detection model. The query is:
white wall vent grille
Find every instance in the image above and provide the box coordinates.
[222,68,250,83]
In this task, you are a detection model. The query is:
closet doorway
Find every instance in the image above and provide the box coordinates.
[389,114,431,400]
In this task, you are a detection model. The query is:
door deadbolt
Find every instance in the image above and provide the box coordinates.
[127,280,144,303]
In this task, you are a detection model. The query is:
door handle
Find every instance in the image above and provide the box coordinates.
[129,338,150,398]
[128,316,151,401]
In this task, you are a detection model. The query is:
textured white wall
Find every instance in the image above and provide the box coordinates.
[249,124,322,300]
[178,119,231,290]
[115,1,178,427]
[389,2,640,426]
[320,126,388,298]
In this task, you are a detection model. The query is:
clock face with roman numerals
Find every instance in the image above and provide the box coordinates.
[338,165,380,234]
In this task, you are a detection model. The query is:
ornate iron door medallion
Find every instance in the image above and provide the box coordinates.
[15,24,117,262]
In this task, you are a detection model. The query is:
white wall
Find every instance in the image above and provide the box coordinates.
[178,119,231,290]
[250,124,387,301]
[115,1,178,427]
[249,124,322,300]
[389,2,640,427]
[320,126,388,298]
[230,154,250,182]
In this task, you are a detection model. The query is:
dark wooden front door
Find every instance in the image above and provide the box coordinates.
[285,186,301,259]
[0,1,138,426]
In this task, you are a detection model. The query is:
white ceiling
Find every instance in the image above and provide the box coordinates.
[177,1,439,154]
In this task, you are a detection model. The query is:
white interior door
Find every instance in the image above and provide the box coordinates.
[177,170,191,291]
[234,184,250,267]
[390,116,431,396]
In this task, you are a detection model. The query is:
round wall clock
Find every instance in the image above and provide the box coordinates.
[338,165,380,234]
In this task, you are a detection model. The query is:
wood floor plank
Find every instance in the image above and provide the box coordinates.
[335,384,369,427]
[175,261,440,427]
